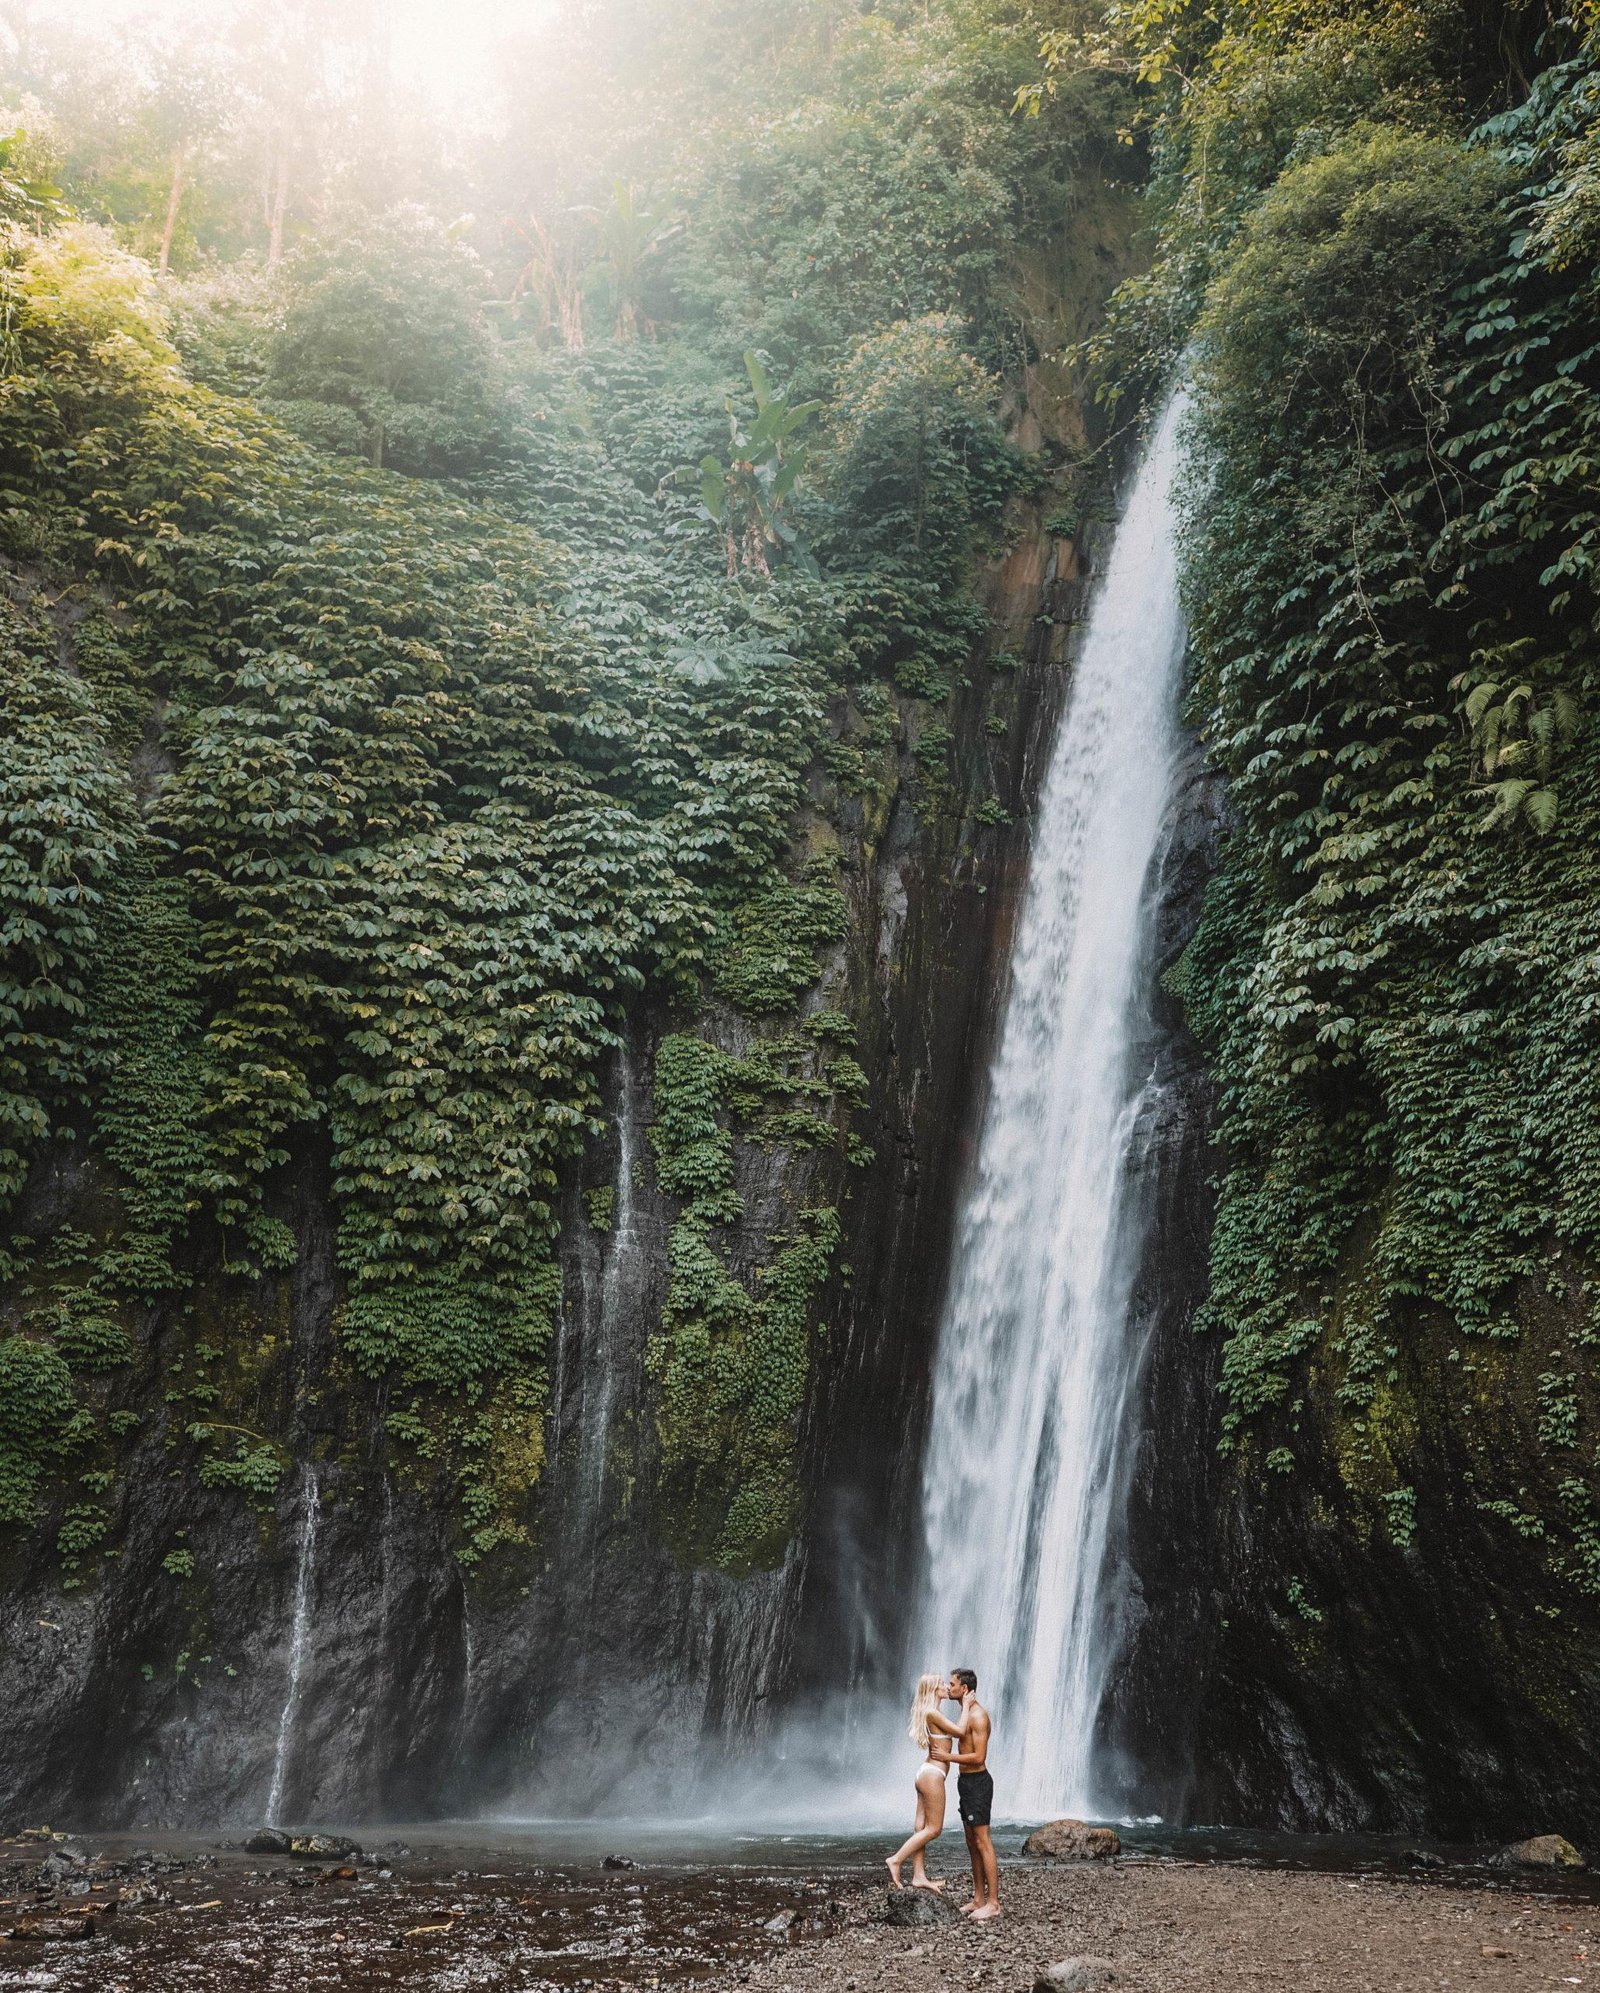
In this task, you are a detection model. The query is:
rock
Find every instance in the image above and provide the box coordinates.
[763,1908,796,1932]
[1034,1959,1119,1993]
[8,1913,97,1942]
[1404,1848,1446,1869]
[1497,1834,1586,1870]
[882,1887,960,1927]
[288,1833,359,1861]
[243,1830,293,1855]
[793,1899,842,1937]
[1023,1819,1122,1861]
[602,1854,638,1870]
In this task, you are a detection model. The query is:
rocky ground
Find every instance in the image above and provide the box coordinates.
[2,1831,1596,1991]
[0,1829,847,1990]
[747,1858,1600,1993]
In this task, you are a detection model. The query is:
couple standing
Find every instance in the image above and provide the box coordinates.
[886,1667,1000,1920]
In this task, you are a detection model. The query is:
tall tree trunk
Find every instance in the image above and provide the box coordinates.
[560,272,585,352]
[267,133,291,267]
[158,146,187,276]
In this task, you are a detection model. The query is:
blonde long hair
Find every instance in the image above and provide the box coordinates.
[908,1671,944,1750]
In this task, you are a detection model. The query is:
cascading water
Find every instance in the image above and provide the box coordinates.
[908,395,1188,1819]
[581,1044,641,1524]
[265,1461,321,1825]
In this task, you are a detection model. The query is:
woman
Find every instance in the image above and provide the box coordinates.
[886,1672,958,1889]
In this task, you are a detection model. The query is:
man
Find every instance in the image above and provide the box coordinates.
[945,1667,998,1920]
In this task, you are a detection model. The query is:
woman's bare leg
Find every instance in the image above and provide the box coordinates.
[909,1777,946,1887]
[890,1776,947,1885]
[887,1786,929,1886]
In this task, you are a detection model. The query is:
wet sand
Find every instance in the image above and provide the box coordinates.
[2,1830,1596,1991]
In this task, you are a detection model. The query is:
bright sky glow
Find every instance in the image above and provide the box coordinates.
[9,0,559,113]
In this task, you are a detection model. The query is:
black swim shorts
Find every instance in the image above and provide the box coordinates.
[957,1769,994,1829]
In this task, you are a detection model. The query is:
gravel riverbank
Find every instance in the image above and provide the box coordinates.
[750,1859,1600,1993]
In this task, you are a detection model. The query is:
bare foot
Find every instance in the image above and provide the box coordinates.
[910,1877,946,1891]
[969,1903,1001,1922]
[886,1858,903,1888]
[958,1898,980,1915]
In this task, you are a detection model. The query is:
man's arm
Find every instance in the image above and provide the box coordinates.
[926,1709,967,1738]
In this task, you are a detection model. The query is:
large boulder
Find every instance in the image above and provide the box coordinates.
[1023,1819,1121,1861]
[1034,1959,1118,1992]
[288,1832,360,1861]
[1496,1834,1586,1869]
[883,1886,961,1926]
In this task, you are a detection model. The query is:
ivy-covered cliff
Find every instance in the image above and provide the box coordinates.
[1104,0,1600,1832]
[0,0,1136,1820]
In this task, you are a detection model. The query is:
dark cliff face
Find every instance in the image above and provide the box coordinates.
[785,525,1088,1713]
[1183,1294,1600,1842]
[1092,743,1226,1824]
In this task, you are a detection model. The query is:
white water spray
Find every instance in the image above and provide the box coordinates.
[909,396,1188,1818]
[265,1461,321,1826]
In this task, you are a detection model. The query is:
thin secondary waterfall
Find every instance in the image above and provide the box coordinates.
[265,1461,321,1825]
[581,1045,641,1522]
[910,396,1188,1818]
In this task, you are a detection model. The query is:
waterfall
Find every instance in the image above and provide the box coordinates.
[265,1461,321,1826]
[909,396,1188,1819]
[579,1044,642,1525]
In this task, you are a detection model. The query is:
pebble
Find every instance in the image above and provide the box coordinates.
[1034,1959,1118,1992]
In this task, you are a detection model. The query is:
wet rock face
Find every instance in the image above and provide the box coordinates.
[0,1077,827,1826]
[0,1417,470,1828]
[785,502,1106,1717]
[1087,742,1225,1822]
[1068,725,1600,1841]
[1176,1273,1600,1839]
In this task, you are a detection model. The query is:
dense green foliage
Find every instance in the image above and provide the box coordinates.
[1111,0,1600,1589]
[648,1027,858,1571]
[264,208,503,473]
[0,227,844,1558]
[0,0,1123,1575]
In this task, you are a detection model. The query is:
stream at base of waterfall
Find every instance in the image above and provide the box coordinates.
[907,396,1191,1819]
